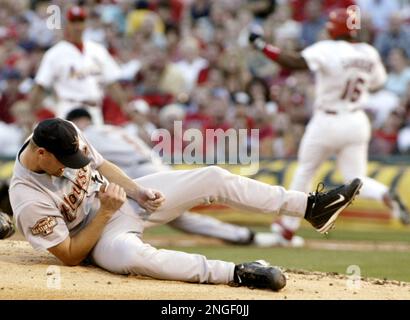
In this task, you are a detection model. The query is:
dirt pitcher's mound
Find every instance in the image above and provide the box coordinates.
[0,240,409,300]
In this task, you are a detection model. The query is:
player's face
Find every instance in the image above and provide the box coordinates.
[38,149,66,177]
[67,20,86,38]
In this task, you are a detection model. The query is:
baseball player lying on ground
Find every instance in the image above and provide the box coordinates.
[65,107,286,247]
[248,8,410,245]
[9,118,361,291]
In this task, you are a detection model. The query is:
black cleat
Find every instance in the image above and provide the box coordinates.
[304,178,363,234]
[391,192,410,225]
[230,260,286,291]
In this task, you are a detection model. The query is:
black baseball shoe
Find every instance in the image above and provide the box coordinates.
[390,192,410,225]
[229,260,286,291]
[304,178,363,234]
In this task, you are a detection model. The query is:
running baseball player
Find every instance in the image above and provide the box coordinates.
[66,107,282,247]
[28,6,127,125]
[9,118,361,290]
[249,8,410,245]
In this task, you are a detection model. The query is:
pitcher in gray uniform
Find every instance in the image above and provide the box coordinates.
[9,118,362,291]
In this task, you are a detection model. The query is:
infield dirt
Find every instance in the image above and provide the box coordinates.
[0,239,409,300]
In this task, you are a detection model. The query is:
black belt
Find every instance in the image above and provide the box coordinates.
[136,159,151,165]
[323,108,361,115]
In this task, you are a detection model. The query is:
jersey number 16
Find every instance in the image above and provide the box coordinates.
[341,77,365,103]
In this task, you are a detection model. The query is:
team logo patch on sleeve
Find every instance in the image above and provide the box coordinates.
[31,217,58,236]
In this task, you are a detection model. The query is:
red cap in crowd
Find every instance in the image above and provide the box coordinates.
[66,6,87,22]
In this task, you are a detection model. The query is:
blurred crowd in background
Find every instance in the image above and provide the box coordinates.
[1,0,410,161]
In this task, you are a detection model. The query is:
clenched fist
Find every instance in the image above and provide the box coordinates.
[134,187,165,213]
[248,25,266,51]
[98,183,127,215]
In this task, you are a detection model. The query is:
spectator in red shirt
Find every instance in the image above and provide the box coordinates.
[153,103,186,163]
[251,108,275,158]
[370,109,404,155]
[0,68,25,123]
[184,87,213,132]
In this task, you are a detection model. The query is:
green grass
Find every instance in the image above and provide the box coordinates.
[144,224,410,281]
[297,226,410,243]
[145,223,410,243]
[160,246,410,282]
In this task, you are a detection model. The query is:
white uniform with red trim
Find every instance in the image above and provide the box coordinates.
[278,40,389,232]
[35,40,121,124]
[9,123,308,283]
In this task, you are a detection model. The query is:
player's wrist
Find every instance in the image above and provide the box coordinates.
[127,183,142,200]
[262,44,281,61]
[98,207,117,218]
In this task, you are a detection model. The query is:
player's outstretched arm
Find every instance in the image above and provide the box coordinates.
[249,32,309,70]
[97,160,165,212]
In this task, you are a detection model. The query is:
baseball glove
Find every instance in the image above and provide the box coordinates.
[0,211,15,240]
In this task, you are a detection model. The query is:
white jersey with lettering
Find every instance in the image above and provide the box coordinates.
[301,40,387,113]
[35,40,121,121]
[276,40,390,236]
[9,125,114,250]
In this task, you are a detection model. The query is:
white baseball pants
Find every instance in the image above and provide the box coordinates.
[121,162,255,244]
[280,110,388,232]
[90,166,307,284]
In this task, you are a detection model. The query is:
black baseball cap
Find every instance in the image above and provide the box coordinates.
[32,118,91,169]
